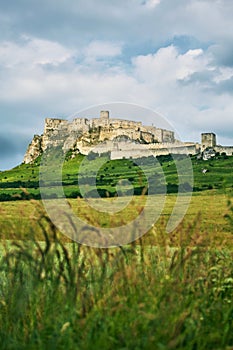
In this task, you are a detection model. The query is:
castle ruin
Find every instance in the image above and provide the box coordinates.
[23,111,233,164]
[201,132,233,159]
[201,133,216,152]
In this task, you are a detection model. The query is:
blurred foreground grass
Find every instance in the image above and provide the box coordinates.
[0,192,232,349]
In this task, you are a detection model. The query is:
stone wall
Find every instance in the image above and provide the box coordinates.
[200,133,233,156]
[70,118,90,133]
[42,118,69,151]
[215,146,233,156]
[23,111,203,164]
[110,142,198,160]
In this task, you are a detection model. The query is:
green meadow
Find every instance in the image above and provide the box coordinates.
[0,191,232,246]
[0,153,232,200]
[0,154,232,349]
[0,197,232,349]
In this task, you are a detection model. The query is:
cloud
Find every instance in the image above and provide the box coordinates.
[0,38,233,151]
[133,46,206,83]
[84,41,122,60]
[142,0,161,9]
[209,43,233,67]
[1,0,233,169]
[0,36,74,68]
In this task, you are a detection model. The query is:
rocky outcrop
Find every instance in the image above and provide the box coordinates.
[24,135,43,164]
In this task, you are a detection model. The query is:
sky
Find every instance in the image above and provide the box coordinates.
[1,0,233,170]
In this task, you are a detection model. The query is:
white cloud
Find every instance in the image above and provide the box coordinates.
[0,36,74,68]
[143,0,161,9]
[0,38,125,103]
[213,67,233,83]
[0,38,232,142]
[1,0,233,168]
[84,41,122,60]
[133,46,208,84]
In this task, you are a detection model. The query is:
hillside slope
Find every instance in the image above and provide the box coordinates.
[0,154,232,201]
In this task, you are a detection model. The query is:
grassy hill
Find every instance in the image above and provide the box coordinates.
[0,153,232,201]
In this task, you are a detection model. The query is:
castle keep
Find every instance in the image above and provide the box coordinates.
[201,133,216,152]
[201,132,233,159]
[23,111,233,164]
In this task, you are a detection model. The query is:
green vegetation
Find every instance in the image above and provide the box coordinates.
[0,153,232,201]
[0,201,232,350]
[1,192,232,244]
[0,154,232,349]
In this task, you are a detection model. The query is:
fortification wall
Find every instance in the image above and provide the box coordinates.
[99,128,141,142]
[70,118,90,133]
[109,119,142,129]
[140,131,154,143]
[215,146,233,156]
[162,129,175,143]
[110,143,197,160]
[44,118,68,132]
[111,149,152,160]
[23,111,204,164]
[142,125,157,134]
[42,118,69,151]
[41,114,175,151]
[152,128,163,142]
[91,118,109,128]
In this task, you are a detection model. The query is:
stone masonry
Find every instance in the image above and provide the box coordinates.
[23,111,233,164]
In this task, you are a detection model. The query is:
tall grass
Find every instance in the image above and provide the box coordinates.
[0,203,233,349]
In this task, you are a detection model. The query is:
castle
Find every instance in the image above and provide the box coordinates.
[23,111,233,163]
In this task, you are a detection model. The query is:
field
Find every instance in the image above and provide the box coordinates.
[0,191,232,246]
[0,194,232,349]
[0,154,232,200]
[0,155,232,349]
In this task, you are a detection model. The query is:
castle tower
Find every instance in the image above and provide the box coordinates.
[201,133,216,152]
[100,110,109,120]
